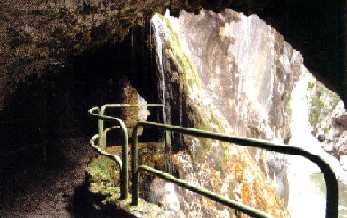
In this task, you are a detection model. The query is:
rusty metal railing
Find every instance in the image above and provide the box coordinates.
[88,106,338,218]
[88,104,163,200]
[97,104,164,147]
[131,121,339,218]
[89,106,129,199]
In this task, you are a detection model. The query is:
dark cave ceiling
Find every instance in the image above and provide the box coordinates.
[0,0,346,105]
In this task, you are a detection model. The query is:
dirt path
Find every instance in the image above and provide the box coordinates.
[0,137,95,218]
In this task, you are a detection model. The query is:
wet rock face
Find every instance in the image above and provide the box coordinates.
[304,76,347,170]
[173,10,301,140]
[315,102,347,156]
[149,178,181,213]
[152,9,308,217]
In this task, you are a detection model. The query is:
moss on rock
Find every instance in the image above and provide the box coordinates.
[307,78,341,127]
[154,12,290,217]
[85,143,174,218]
[87,156,120,187]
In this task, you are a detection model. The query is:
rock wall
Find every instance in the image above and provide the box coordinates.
[306,76,347,171]
[151,9,310,217]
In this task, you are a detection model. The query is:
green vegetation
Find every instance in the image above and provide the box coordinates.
[309,90,324,126]
[87,156,120,187]
[86,154,171,217]
[308,80,341,127]
[308,81,315,89]
[157,14,202,90]
[156,14,235,181]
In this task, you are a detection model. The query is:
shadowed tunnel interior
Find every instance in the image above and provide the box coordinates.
[0,24,160,216]
[0,25,157,164]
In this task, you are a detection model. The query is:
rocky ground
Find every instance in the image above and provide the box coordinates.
[0,137,95,217]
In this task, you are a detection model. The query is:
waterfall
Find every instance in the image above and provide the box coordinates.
[152,13,174,174]
[287,70,326,218]
[288,68,347,218]
[150,9,347,218]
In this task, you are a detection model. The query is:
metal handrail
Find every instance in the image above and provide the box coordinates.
[88,106,129,200]
[90,133,122,168]
[88,104,164,200]
[131,121,339,218]
[98,104,164,147]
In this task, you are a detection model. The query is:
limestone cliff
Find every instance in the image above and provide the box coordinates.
[305,75,347,172]
[151,9,308,217]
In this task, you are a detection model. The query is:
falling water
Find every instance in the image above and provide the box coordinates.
[151,16,174,174]
[150,9,347,218]
[288,70,347,218]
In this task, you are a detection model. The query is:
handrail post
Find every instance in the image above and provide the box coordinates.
[131,125,140,205]
[98,106,106,148]
[89,106,129,199]
[119,120,129,200]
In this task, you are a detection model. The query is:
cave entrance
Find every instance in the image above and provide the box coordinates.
[0,20,167,215]
[0,24,161,172]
